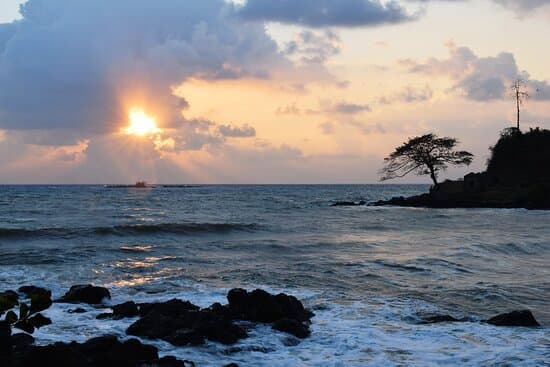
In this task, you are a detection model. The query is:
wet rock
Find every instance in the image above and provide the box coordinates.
[0,291,19,314]
[68,308,87,314]
[227,289,314,323]
[17,286,50,299]
[7,335,190,367]
[96,313,114,320]
[112,301,139,319]
[138,299,199,317]
[418,315,468,324]
[11,333,34,349]
[0,321,12,355]
[487,310,540,327]
[223,364,239,367]
[57,285,111,305]
[272,318,310,339]
[127,304,247,346]
[331,201,366,207]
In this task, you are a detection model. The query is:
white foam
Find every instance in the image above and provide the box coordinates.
[20,288,549,367]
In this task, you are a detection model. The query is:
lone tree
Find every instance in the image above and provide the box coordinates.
[511,78,529,130]
[380,133,474,188]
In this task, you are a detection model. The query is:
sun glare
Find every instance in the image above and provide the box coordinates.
[125,109,161,136]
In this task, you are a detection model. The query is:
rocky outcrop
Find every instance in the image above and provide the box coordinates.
[126,299,246,346]
[331,201,366,207]
[57,285,111,305]
[1,335,193,367]
[487,310,540,327]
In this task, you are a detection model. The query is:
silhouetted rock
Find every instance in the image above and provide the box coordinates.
[68,308,87,314]
[113,301,139,319]
[57,285,110,305]
[0,291,18,314]
[13,313,51,333]
[223,364,239,367]
[272,318,310,338]
[227,289,314,323]
[4,335,191,367]
[127,299,247,346]
[487,310,540,327]
[17,286,50,299]
[331,201,366,207]
[372,129,550,210]
[0,321,11,355]
[138,299,199,317]
[417,315,469,324]
[10,334,34,349]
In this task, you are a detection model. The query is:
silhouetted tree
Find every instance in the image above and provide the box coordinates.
[380,133,474,188]
[511,78,529,130]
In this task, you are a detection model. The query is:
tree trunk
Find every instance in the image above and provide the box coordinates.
[517,89,520,130]
[429,166,439,189]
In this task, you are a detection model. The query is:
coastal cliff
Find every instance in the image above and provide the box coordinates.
[372,128,550,210]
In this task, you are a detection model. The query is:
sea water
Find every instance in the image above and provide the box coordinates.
[0,185,548,366]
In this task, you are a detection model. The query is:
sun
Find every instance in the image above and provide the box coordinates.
[125,108,161,136]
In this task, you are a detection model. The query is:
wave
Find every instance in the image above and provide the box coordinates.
[0,222,261,240]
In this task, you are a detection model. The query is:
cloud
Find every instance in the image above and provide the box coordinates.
[409,0,550,12]
[283,30,342,65]
[378,85,433,104]
[331,102,372,114]
[237,0,415,28]
[0,0,289,133]
[218,124,256,137]
[402,44,550,101]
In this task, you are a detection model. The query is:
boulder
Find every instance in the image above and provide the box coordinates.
[112,301,139,319]
[10,333,34,349]
[127,299,247,346]
[0,321,12,355]
[0,291,19,314]
[272,318,310,339]
[7,335,190,367]
[227,289,314,323]
[487,310,540,327]
[138,299,199,317]
[18,286,50,299]
[57,285,111,305]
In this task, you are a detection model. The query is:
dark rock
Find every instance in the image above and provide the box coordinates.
[112,301,139,319]
[418,315,468,324]
[272,318,310,338]
[8,335,170,367]
[0,321,12,355]
[127,305,247,346]
[11,333,34,349]
[331,201,366,207]
[68,308,87,314]
[18,286,50,299]
[223,364,239,367]
[0,291,19,314]
[486,310,540,327]
[57,285,111,305]
[227,289,314,323]
[138,299,199,317]
[12,313,52,333]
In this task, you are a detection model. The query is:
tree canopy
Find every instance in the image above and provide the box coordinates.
[380,133,474,187]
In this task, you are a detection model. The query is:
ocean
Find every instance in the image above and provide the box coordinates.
[0,185,548,366]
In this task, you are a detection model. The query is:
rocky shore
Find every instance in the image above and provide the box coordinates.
[0,284,541,366]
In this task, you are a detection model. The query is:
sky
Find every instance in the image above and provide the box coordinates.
[0,0,549,184]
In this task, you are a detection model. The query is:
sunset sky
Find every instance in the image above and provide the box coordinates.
[1,0,549,184]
